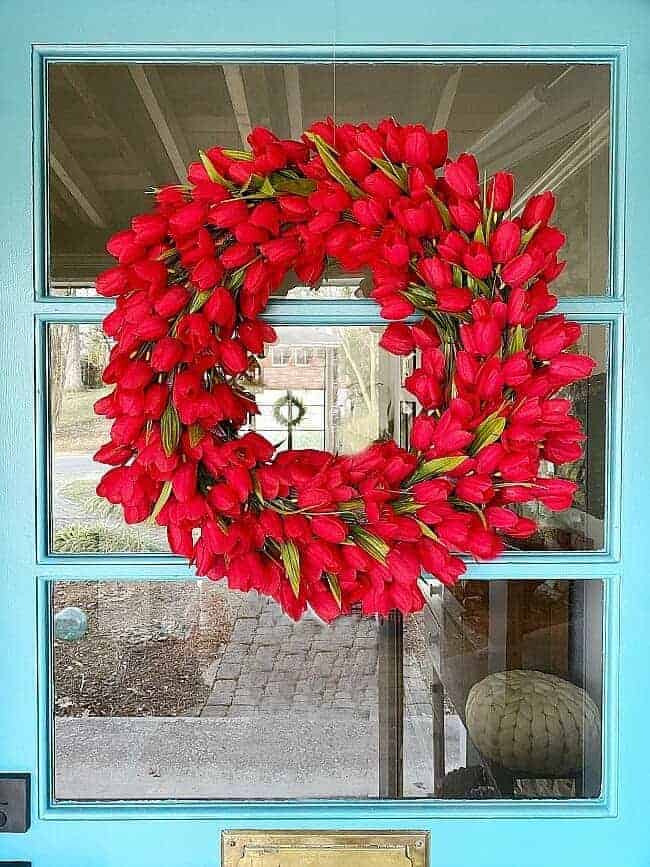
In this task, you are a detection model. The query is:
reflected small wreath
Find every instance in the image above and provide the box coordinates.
[94,117,595,621]
[272,391,307,430]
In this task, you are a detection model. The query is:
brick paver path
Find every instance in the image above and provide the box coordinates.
[200,594,381,719]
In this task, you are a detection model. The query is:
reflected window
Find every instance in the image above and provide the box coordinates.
[51,578,603,801]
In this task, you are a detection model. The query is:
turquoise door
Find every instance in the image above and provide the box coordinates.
[1,1,649,865]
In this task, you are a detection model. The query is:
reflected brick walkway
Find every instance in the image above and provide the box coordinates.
[200,594,379,719]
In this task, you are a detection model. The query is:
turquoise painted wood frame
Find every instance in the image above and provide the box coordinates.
[1,2,649,864]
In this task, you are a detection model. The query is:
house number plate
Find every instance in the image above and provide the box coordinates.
[222,831,429,866]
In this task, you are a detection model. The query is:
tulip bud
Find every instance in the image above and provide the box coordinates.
[379,323,416,356]
[311,515,348,544]
[219,339,249,375]
[444,154,480,199]
[259,237,302,267]
[419,256,452,290]
[192,256,223,290]
[489,220,521,264]
[203,286,236,328]
[404,128,430,167]
[521,191,555,229]
[96,266,130,297]
[449,199,482,233]
[168,202,208,238]
[534,477,577,510]
[428,130,449,168]
[151,337,185,372]
[131,213,168,246]
[486,172,514,211]
[462,241,492,279]
[340,149,373,181]
[436,286,473,313]
[437,230,468,264]
[411,413,437,450]
[501,250,544,286]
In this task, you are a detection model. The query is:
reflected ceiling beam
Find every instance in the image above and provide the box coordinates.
[129,65,191,182]
[283,65,304,140]
[61,67,154,184]
[469,67,574,157]
[432,67,462,131]
[223,65,253,146]
[49,128,109,228]
[485,106,594,172]
[512,110,609,213]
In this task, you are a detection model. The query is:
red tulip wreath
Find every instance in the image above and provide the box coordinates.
[94,117,595,621]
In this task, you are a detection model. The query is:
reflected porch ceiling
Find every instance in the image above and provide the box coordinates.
[47,62,610,282]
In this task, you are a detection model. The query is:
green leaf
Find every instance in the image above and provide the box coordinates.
[325,572,342,609]
[506,324,526,356]
[392,495,421,515]
[407,455,467,485]
[304,132,364,199]
[280,540,301,598]
[473,222,486,244]
[221,147,254,161]
[520,220,541,249]
[150,480,173,522]
[198,149,234,190]
[188,423,205,448]
[350,526,390,565]
[452,264,464,288]
[270,173,317,196]
[426,188,452,230]
[256,176,276,198]
[362,151,408,191]
[414,518,439,541]
[470,411,507,455]
[189,289,212,313]
[161,402,181,457]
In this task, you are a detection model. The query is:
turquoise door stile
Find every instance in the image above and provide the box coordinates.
[1,1,649,865]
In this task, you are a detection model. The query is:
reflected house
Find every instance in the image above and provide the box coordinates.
[251,326,335,452]
[250,324,395,454]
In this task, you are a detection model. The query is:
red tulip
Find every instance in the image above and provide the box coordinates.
[169,202,208,237]
[219,339,249,374]
[501,250,544,286]
[449,199,482,233]
[521,191,555,229]
[487,172,514,211]
[444,154,480,199]
[379,323,416,356]
[96,266,130,297]
[203,286,236,328]
[462,242,492,279]
[419,256,452,290]
[311,515,348,543]
[489,221,521,264]
[436,286,473,313]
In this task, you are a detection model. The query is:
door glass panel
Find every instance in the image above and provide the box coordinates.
[51,577,603,801]
[48,322,607,554]
[511,323,609,552]
[46,62,610,297]
[48,323,397,554]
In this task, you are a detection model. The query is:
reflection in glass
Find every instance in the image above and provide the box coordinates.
[47,62,610,297]
[48,324,397,553]
[48,324,169,554]
[51,578,603,801]
[249,325,396,453]
[512,324,608,552]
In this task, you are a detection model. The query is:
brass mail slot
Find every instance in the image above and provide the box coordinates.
[222,831,428,867]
